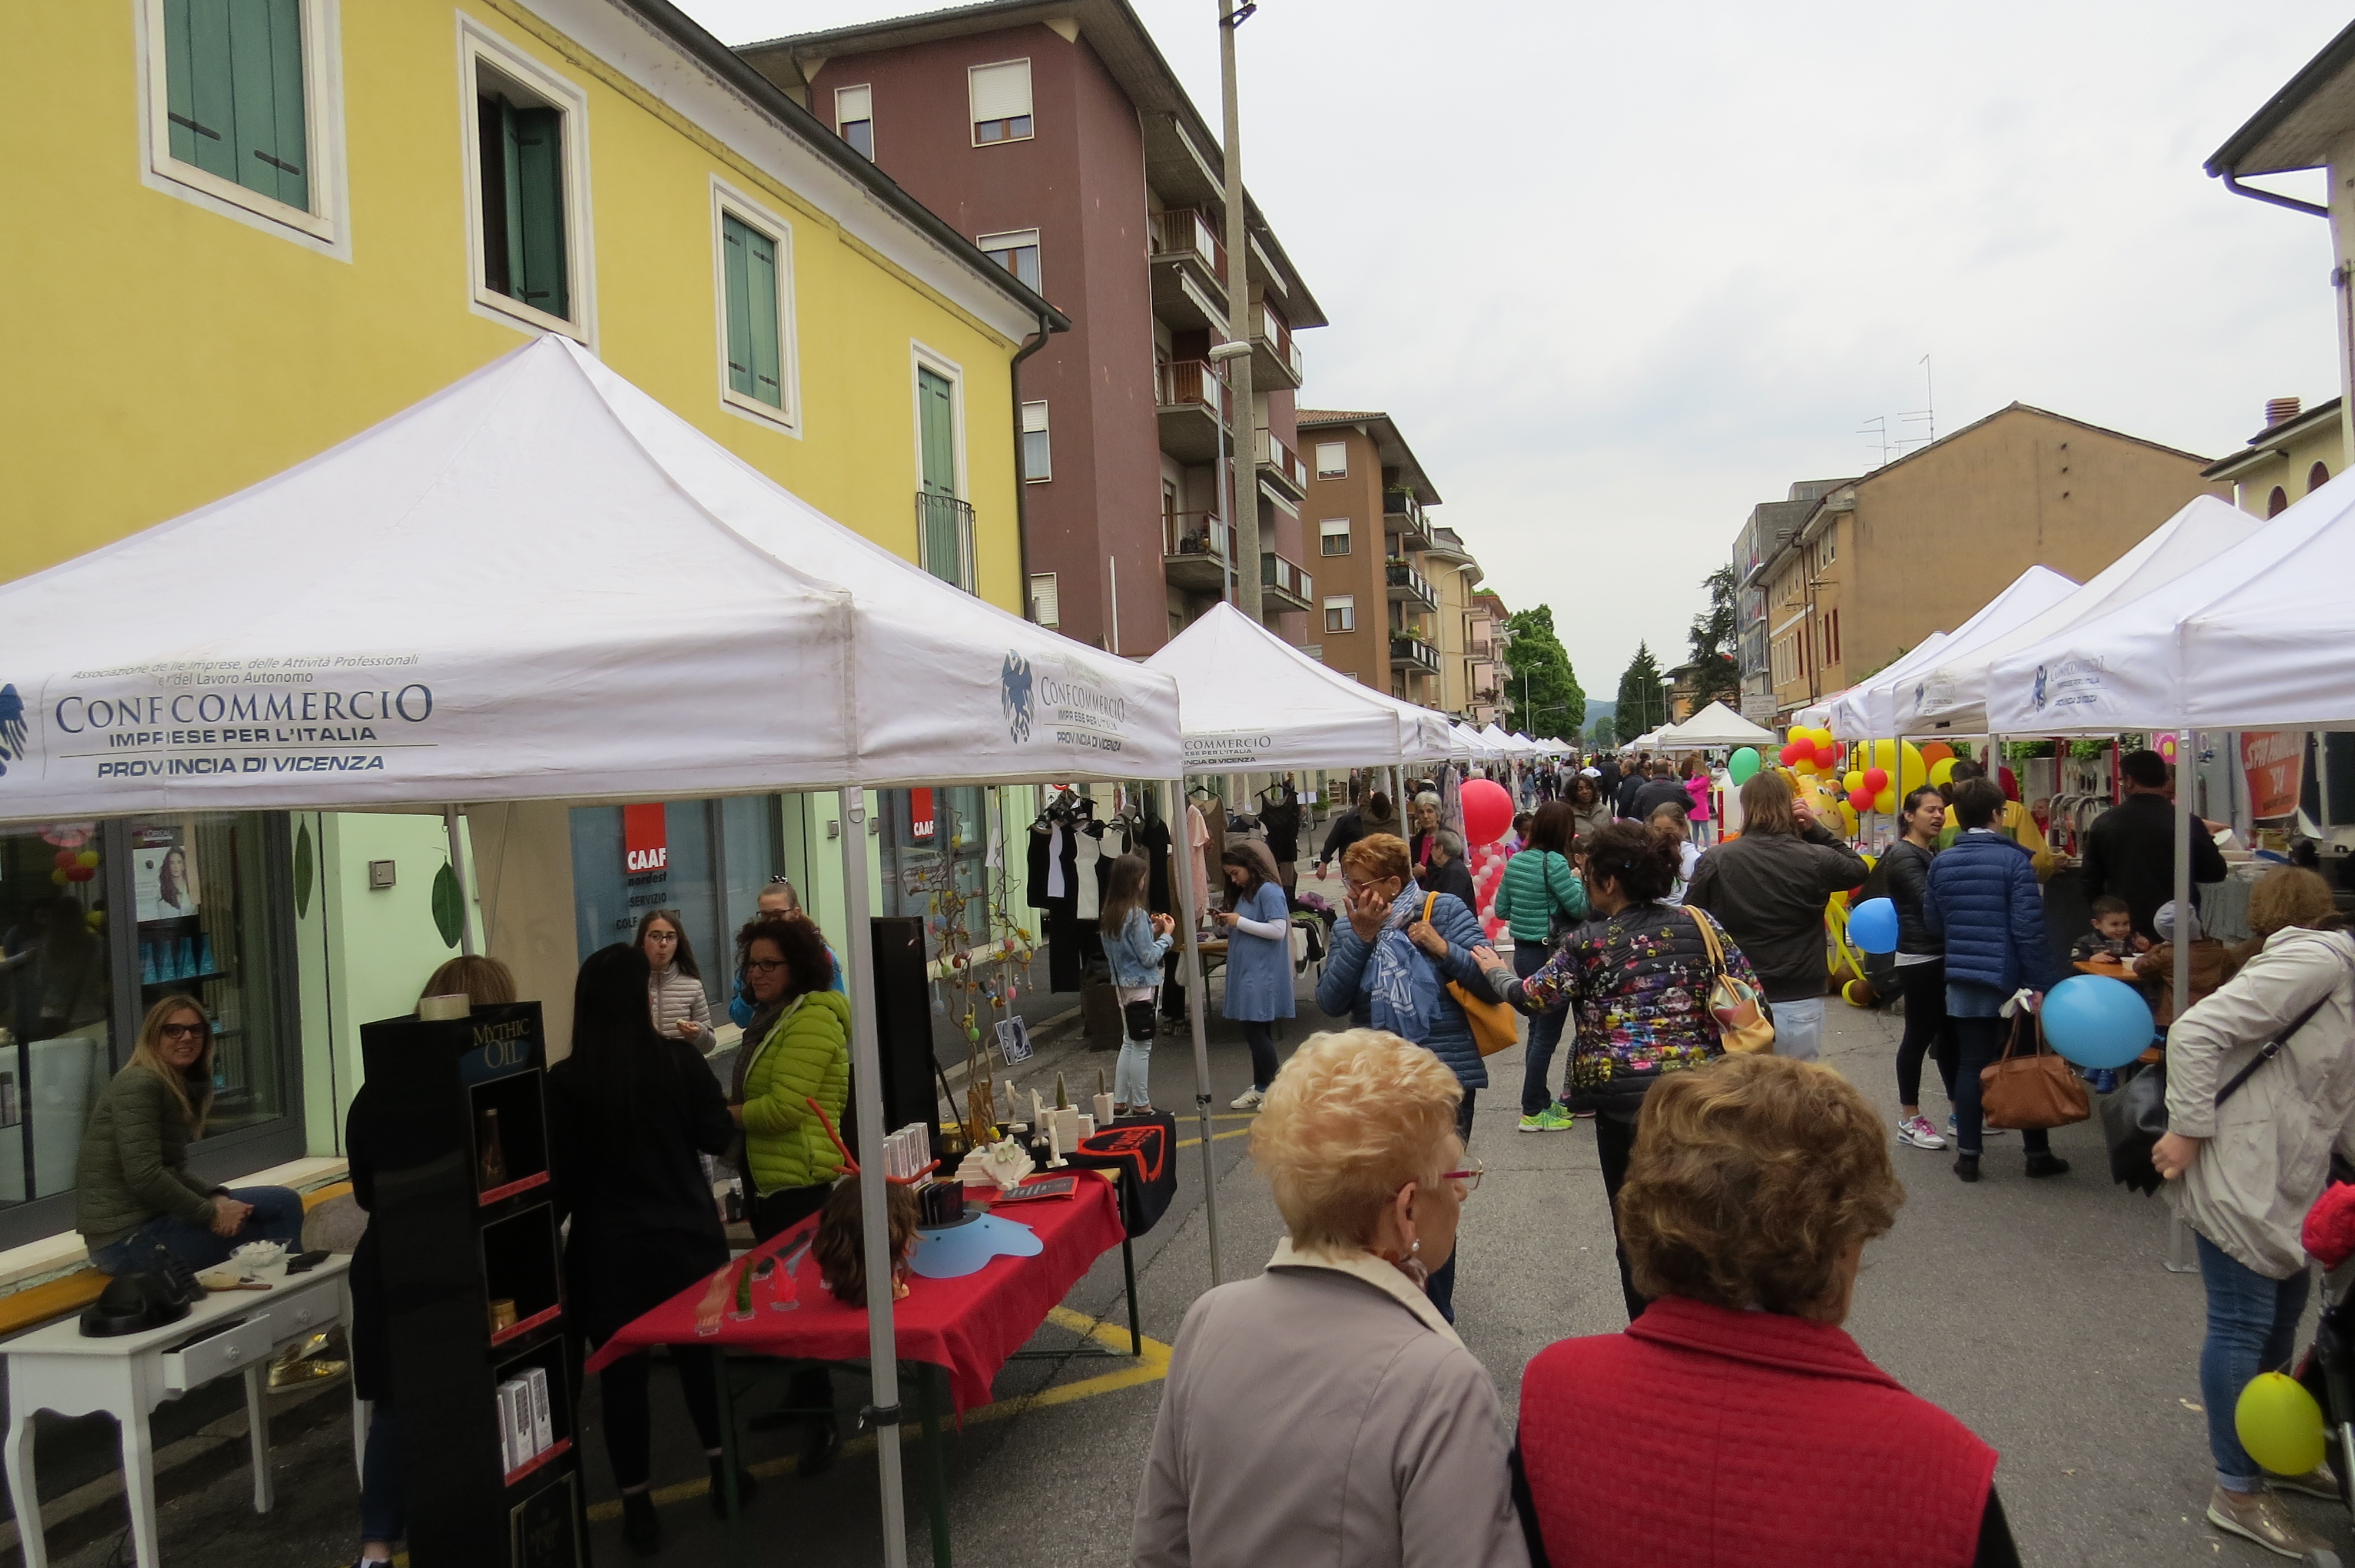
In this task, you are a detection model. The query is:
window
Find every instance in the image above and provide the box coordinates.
[914,353,970,590]
[1021,401,1051,482]
[1315,441,1348,479]
[968,59,1034,144]
[835,84,873,159]
[1030,573,1059,626]
[144,0,337,242]
[1817,533,1836,569]
[718,211,786,415]
[2269,486,2290,517]
[1827,607,1841,665]
[979,229,1041,293]
[1325,596,1355,634]
[1319,519,1351,556]
[2313,461,2332,494]
[462,27,591,337]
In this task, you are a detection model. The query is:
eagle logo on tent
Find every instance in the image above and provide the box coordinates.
[0,685,25,779]
[1001,652,1034,743]
[2031,665,2049,712]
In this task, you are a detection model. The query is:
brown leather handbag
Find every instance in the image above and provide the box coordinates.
[1981,1008,2090,1130]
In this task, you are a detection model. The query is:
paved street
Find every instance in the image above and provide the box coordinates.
[27,913,2354,1568]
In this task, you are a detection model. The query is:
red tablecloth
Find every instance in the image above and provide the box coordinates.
[585,1174,1126,1413]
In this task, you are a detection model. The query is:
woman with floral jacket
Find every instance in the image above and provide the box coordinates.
[1478,821,1757,1323]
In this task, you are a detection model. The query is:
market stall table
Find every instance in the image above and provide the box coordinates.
[588,1172,1130,1567]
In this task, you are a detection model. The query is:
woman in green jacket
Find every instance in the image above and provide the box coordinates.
[1492,801,1589,1134]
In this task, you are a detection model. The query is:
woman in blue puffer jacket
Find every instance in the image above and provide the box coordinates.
[1923,776,2068,1185]
[1314,831,1495,1321]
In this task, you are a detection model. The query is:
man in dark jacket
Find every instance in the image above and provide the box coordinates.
[1628,763,1691,826]
[1614,756,1657,820]
[1686,771,1868,1062]
[2082,749,2227,941]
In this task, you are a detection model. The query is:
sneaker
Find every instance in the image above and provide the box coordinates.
[1896,1115,1947,1151]
[2265,1462,2341,1501]
[2206,1485,2334,1559]
[2086,1067,2119,1094]
[1517,1112,1548,1133]
[1948,1114,2005,1140]
[1538,1105,1577,1132]
[1230,1087,1265,1111]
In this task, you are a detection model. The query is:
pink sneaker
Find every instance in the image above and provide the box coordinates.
[1897,1115,1947,1151]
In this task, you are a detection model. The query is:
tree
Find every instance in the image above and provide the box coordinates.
[1685,564,1741,708]
[1615,642,1669,737]
[1501,606,1585,736]
[1590,714,1617,750]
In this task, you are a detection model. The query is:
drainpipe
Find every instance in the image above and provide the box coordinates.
[2218,170,2330,220]
[1010,305,1053,623]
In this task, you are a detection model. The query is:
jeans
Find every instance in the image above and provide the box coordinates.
[1771,995,1824,1062]
[88,1185,306,1275]
[1116,1002,1155,1107]
[1949,1016,2051,1158]
[359,1403,404,1547]
[1594,1111,1648,1324]
[599,1345,723,1490]
[1514,944,1568,1117]
[1242,1021,1279,1092]
[1426,1091,1475,1323]
[1895,961,1959,1110]
[2197,1232,2312,1491]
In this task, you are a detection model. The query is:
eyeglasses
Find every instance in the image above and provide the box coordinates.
[1440,1152,1484,1195]
[644,929,679,943]
[159,1022,208,1041]
[744,958,788,974]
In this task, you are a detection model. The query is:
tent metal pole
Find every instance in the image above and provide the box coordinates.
[2175,734,2194,1024]
[837,785,910,1568]
[1172,776,1224,1285]
[442,806,476,957]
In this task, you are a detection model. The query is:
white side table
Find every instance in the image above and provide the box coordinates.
[2,1255,357,1568]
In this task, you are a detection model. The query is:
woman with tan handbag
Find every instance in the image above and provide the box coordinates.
[1476,821,1758,1323]
[1922,777,2069,1185]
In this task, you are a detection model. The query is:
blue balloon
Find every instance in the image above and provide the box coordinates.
[1847,897,1899,954]
[2042,975,2155,1069]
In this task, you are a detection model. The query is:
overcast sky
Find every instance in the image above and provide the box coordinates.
[678,0,2347,696]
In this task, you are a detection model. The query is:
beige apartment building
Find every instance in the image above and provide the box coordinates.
[1296,410,1447,704]
[2203,394,2343,517]
[1465,585,1508,726]
[1747,403,2220,717]
[1427,524,1489,719]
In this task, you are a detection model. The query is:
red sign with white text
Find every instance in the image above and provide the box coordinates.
[623,803,669,873]
[909,788,937,841]
[2242,732,2304,820]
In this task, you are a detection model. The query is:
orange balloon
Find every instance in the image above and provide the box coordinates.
[1919,742,1954,766]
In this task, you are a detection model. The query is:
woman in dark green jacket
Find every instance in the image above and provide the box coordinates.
[78,996,303,1275]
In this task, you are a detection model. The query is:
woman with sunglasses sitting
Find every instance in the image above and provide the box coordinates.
[77,995,305,1275]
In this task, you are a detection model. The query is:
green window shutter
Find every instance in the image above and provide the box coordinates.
[164,0,307,210]
[721,215,756,400]
[475,95,512,297]
[259,0,309,210]
[497,100,529,301]
[510,105,568,318]
[918,368,958,584]
[165,0,239,184]
[744,224,783,408]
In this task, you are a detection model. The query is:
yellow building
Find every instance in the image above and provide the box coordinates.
[2202,396,2344,517]
[0,0,1057,1250]
[1425,525,1485,720]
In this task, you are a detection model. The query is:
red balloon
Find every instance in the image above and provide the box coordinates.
[1813,745,1835,768]
[1460,778,1514,846]
[52,849,76,870]
[65,865,95,883]
[1779,742,1806,766]
[1863,767,1889,793]
[1849,788,1875,811]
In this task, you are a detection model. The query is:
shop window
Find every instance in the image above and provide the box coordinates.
[881,788,993,949]
[569,799,784,1006]
[834,84,873,159]
[0,825,113,1205]
[147,0,338,241]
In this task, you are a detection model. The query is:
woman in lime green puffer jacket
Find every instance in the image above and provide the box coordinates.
[729,913,852,1240]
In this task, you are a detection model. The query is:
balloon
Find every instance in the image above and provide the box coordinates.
[1813,745,1835,769]
[1842,770,1865,794]
[2237,1371,2326,1477]
[1779,741,1806,767]
[1460,778,1513,845]
[65,866,94,883]
[1727,747,1760,785]
[1847,898,1900,954]
[52,849,75,870]
[1919,742,1953,766]
[1848,788,1875,811]
[2157,732,2180,764]
[1873,789,1896,815]
[2041,975,2156,1069]
[48,869,68,886]
[1862,767,1889,793]
[1929,758,1957,786]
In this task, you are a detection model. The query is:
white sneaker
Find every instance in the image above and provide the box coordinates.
[1896,1115,1947,1150]
[1230,1087,1265,1111]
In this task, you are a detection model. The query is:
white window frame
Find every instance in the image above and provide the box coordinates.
[912,341,971,587]
[457,18,596,344]
[1318,517,1351,556]
[1314,440,1348,479]
[978,228,1042,293]
[135,0,349,254]
[709,177,801,435]
[1029,572,1059,627]
[1020,400,1051,483]
[967,58,1035,146]
[1324,596,1355,634]
[834,83,874,158]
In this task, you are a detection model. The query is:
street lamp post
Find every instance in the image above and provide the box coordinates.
[1216,0,1261,620]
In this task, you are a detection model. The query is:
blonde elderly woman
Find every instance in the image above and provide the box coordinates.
[1132,1029,1528,1568]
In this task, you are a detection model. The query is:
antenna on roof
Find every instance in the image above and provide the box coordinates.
[1896,354,1936,451]
[1857,414,1893,468]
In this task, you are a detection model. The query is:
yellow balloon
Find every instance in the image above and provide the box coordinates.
[1843,769,1865,794]
[1793,758,1817,776]
[1873,789,1897,816]
[1929,758,1957,786]
[1899,740,1928,793]
[2237,1372,2326,1477]
[75,850,100,869]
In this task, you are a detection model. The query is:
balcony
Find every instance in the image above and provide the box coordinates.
[1252,302,1303,390]
[1256,428,1308,504]
[1155,358,1230,465]
[1149,207,1228,331]
[916,490,975,593]
[1162,509,1230,596]
[1385,560,1437,609]
[1384,489,1431,551]
[1262,551,1314,612]
[1390,634,1440,675]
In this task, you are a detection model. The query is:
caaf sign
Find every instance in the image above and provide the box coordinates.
[623,803,668,873]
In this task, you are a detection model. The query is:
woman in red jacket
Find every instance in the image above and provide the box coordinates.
[1512,1054,2019,1567]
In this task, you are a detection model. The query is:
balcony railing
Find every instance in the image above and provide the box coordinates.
[1252,302,1303,386]
[1255,428,1308,493]
[1163,509,1229,561]
[1154,358,1230,421]
[1149,207,1226,280]
[1385,560,1436,608]
[1389,635,1440,675]
[1384,489,1427,533]
[916,490,976,593]
[1262,551,1314,609]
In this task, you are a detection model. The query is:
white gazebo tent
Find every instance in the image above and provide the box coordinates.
[1656,702,1775,748]
[1829,566,2078,741]
[0,337,1185,1568]
[1143,603,1451,1274]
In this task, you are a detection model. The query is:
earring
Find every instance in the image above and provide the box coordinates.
[1409,1239,1420,1255]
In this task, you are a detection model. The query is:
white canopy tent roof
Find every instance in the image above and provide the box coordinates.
[1902,496,2251,736]
[1987,471,2355,733]
[1145,603,1453,769]
[0,336,1180,823]
[1478,723,1528,758]
[1451,722,1501,760]
[1656,702,1776,748]
[1827,568,2078,739]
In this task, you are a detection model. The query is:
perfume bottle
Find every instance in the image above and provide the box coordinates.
[478,1108,509,1191]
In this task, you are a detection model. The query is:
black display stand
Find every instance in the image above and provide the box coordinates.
[357,1001,589,1568]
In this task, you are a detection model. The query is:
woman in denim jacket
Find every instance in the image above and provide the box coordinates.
[1101,853,1176,1112]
